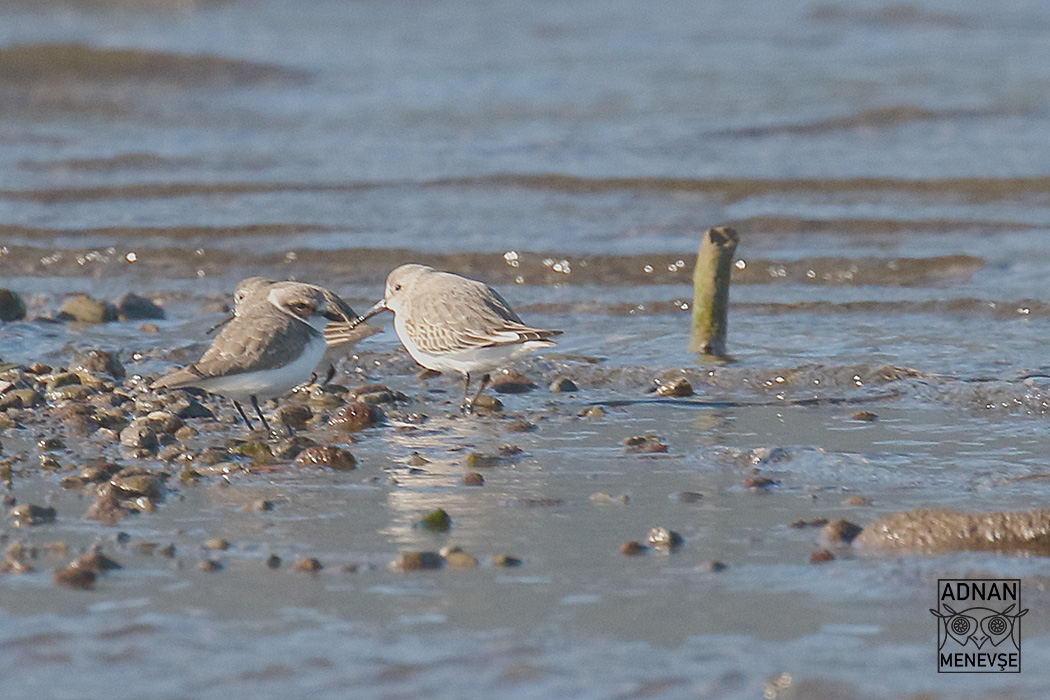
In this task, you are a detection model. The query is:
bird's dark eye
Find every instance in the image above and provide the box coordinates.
[290,302,313,316]
[394,284,402,292]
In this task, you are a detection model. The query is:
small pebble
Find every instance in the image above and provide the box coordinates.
[418,508,452,533]
[655,377,693,397]
[471,394,503,412]
[490,371,535,394]
[743,475,779,489]
[810,549,835,564]
[549,377,578,393]
[851,411,878,422]
[274,404,312,431]
[491,554,522,567]
[818,519,863,547]
[441,547,478,569]
[329,401,382,431]
[52,564,96,589]
[699,560,728,572]
[229,440,273,465]
[117,293,165,321]
[623,434,668,454]
[37,437,65,451]
[266,554,281,569]
[589,492,629,505]
[505,417,537,433]
[466,452,500,468]
[646,527,684,550]
[407,452,429,467]
[57,294,118,324]
[198,559,223,572]
[841,496,873,507]
[578,406,605,419]
[294,445,357,471]
[461,471,485,486]
[789,518,829,529]
[389,551,444,572]
[204,538,230,551]
[0,289,26,322]
[293,556,323,573]
[348,384,407,405]
[76,549,122,572]
[619,541,646,556]
[671,491,704,504]
[10,504,57,527]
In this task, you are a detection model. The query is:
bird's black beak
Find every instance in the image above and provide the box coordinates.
[346,299,388,329]
[205,313,235,335]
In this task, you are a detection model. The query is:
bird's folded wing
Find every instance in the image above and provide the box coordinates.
[152,313,314,388]
[408,280,561,354]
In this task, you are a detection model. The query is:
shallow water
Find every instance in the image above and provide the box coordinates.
[3,0,1050,698]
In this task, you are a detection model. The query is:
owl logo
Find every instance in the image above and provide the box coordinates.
[930,603,1027,652]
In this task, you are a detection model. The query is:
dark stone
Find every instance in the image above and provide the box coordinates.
[52,564,96,589]
[175,398,213,420]
[619,541,646,556]
[623,434,668,454]
[329,401,382,431]
[73,350,125,379]
[0,289,26,322]
[491,372,536,394]
[274,404,312,431]
[461,471,484,486]
[117,293,165,320]
[119,421,157,451]
[810,549,835,564]
[655,378,694,397]
[294,445,356,471]
[549,377,578,393]
[293,556,323,573]
[389,551,444,572]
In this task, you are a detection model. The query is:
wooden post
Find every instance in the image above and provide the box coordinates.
[689,226,739,357]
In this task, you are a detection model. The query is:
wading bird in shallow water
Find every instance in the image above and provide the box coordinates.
[326,263,561,413]
[208,276,379,384]
[152,280,370,433]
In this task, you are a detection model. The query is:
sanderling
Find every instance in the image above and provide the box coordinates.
[327,263,560,413]
[207,276,377,384]
[153,280,358,432]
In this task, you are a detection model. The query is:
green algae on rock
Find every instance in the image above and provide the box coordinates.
[854,508,1050,556]
[418,508,452,533]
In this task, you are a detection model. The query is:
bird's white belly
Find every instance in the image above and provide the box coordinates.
[400,333,546,376]
[198,336,325,402]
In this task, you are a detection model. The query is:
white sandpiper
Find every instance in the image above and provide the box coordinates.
[153,280,364,432]
[326,263,561,413]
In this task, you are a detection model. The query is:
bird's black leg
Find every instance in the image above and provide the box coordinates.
[322,364,336,386]
[467,373,490,415]
[233,400,256,431]
[250,395,272,435]
[460,373,472,413]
